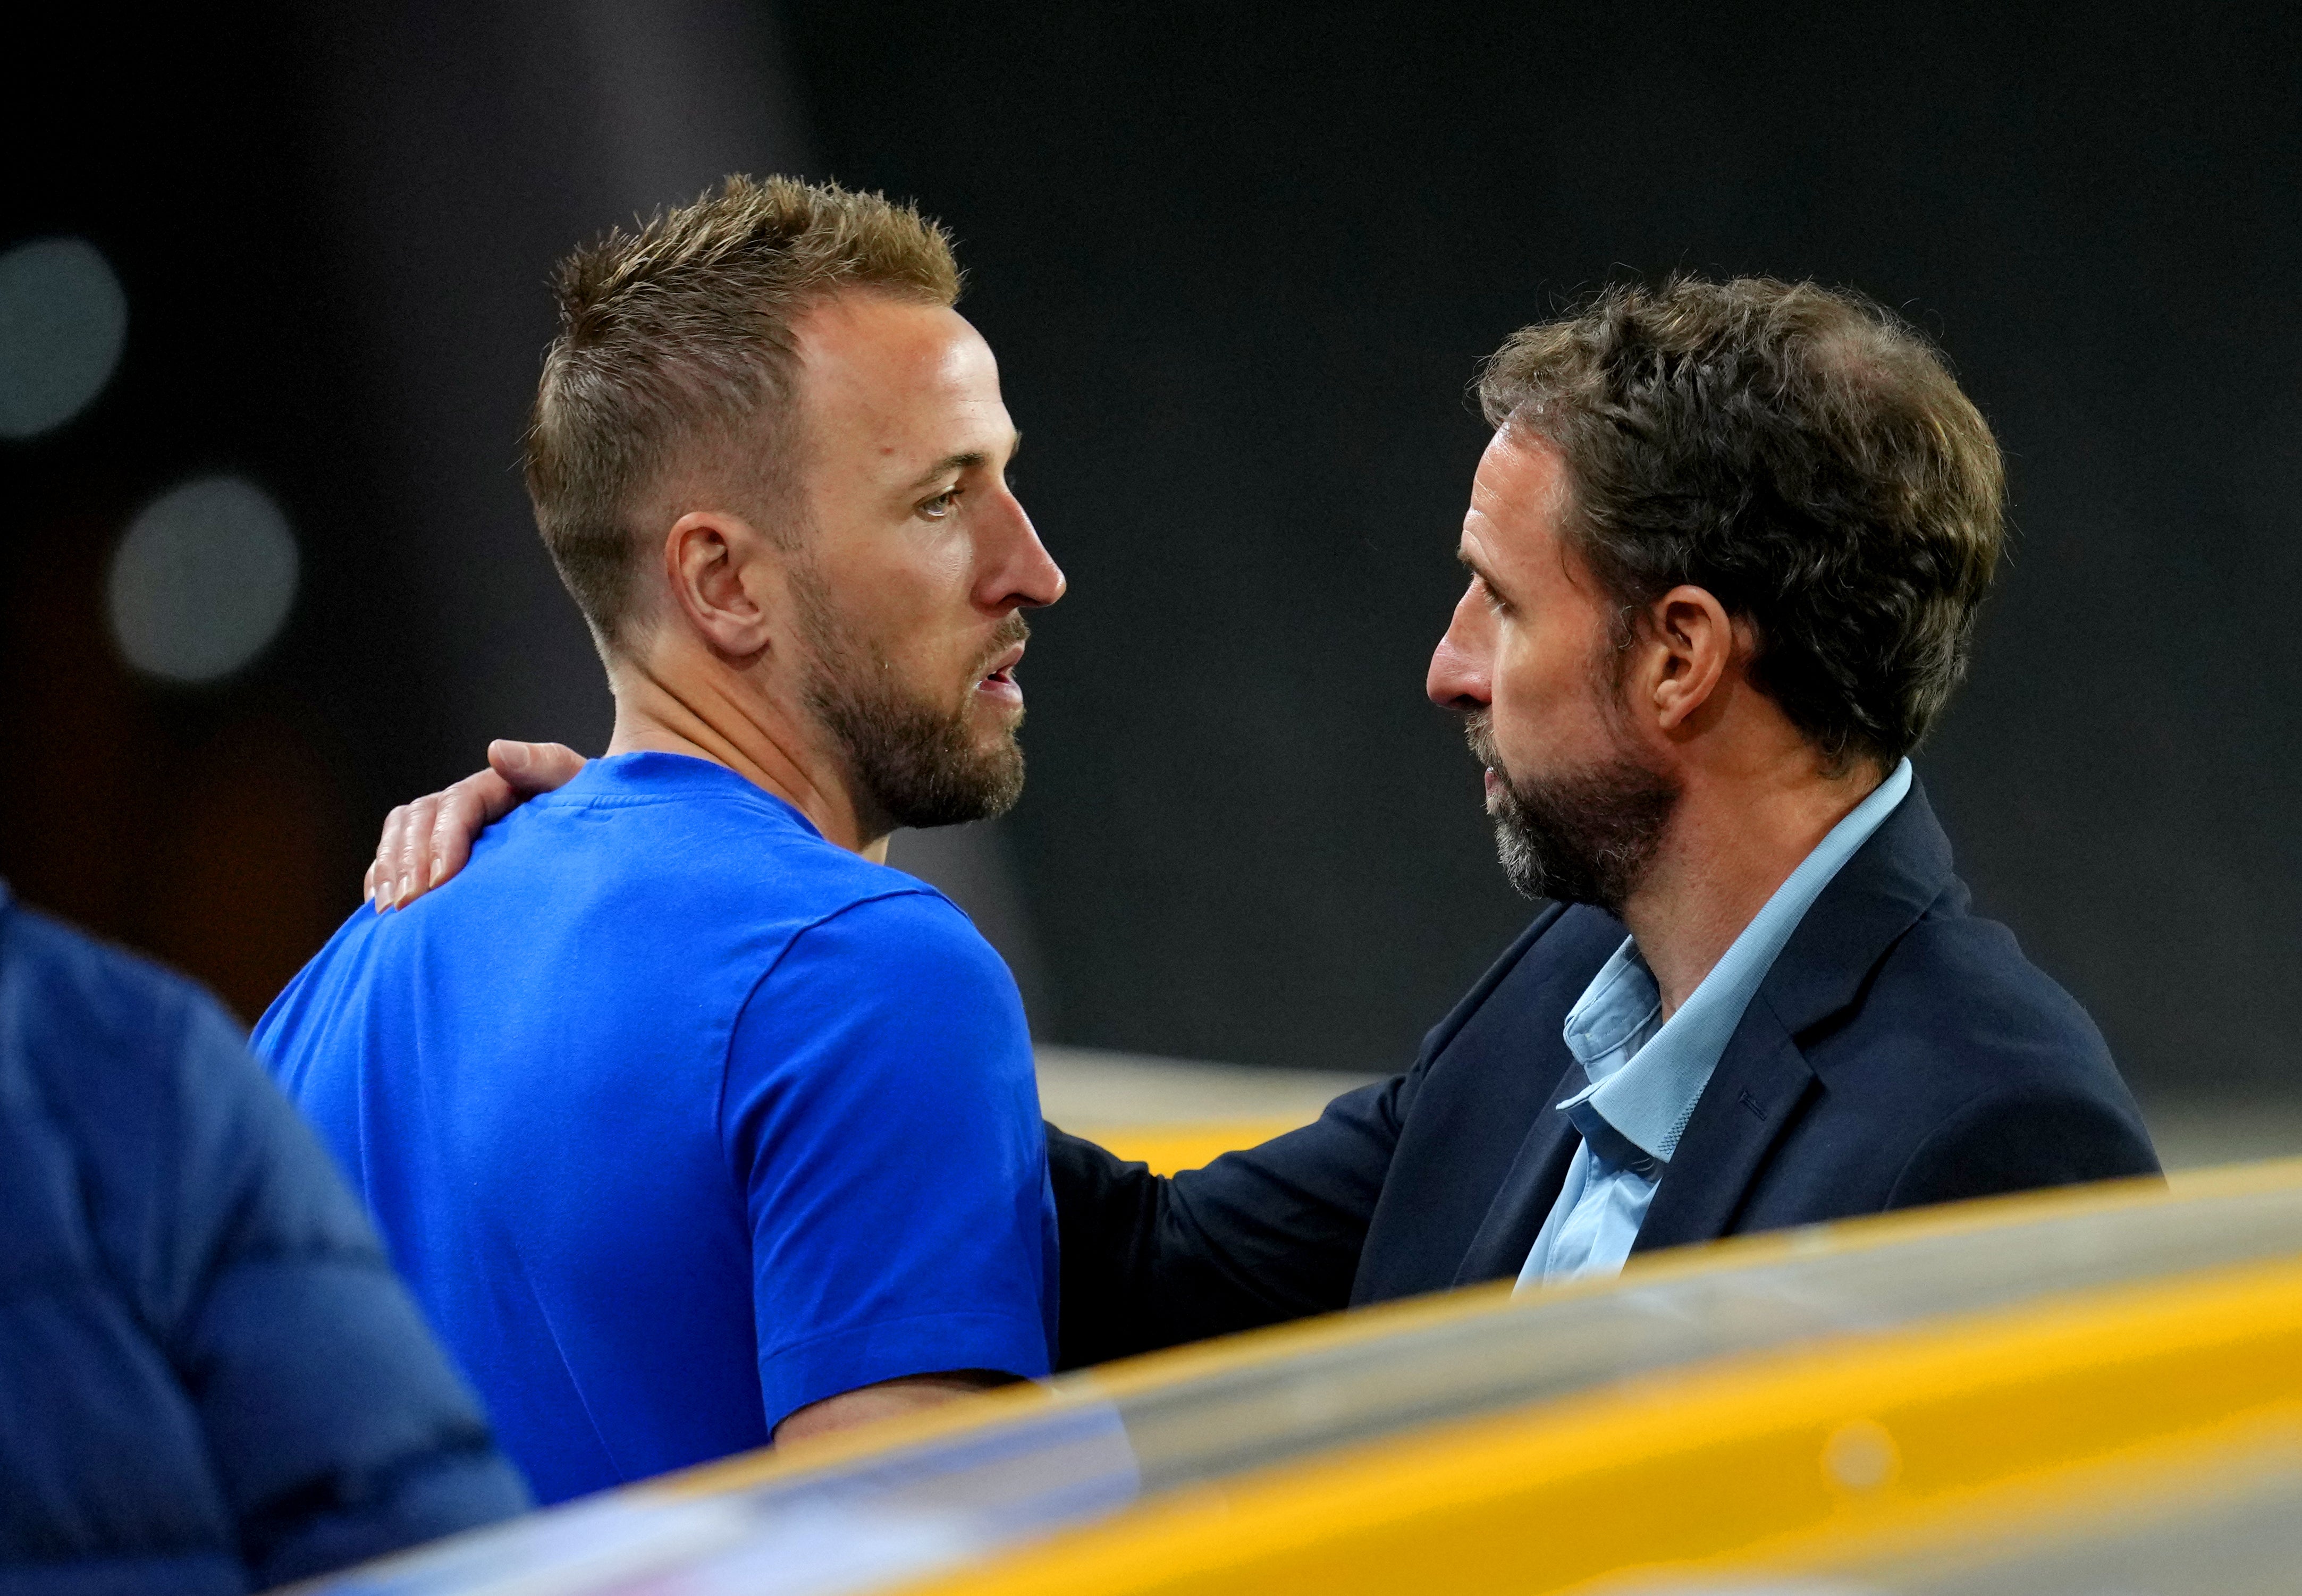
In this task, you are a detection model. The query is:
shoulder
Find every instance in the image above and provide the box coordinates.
[722,885,1037,1158]
[1799,901,2153,1170]
[1386,903,1621,1136]
[3,899,249,1102]
[1846,905,2117,1084]
[514,775,966,931]
[2,899,381,1311]
[735,884,1027,1078]
[251,901,389,1055]
[786,879,1011,989]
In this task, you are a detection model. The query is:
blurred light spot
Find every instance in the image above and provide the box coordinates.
[1822,1418,1900,1491]
[0,237,128,439]
[109,476,300,684]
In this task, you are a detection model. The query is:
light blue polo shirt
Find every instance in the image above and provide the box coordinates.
[257,753,1058,1504]
[1517,759,1913,1288]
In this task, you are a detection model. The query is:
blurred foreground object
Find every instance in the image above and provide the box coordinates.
[0,884,527,1590]
[287,1158,2302,1596]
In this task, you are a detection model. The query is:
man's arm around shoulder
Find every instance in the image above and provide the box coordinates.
[1049,1075,1409,1369]
[1050,905,1572,1370]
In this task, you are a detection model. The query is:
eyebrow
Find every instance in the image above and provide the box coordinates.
[903,432,1022,492]
[1458,546,1512,604]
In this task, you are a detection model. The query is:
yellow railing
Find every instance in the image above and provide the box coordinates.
[893,1167,2302,1595]
[295,1161,2302,1596]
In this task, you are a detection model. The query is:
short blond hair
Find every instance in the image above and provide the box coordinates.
[525,175,961,649]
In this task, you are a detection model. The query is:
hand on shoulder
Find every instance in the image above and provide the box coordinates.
[366,740,585,911]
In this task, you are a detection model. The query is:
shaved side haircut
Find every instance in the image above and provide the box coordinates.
[526,175,961,652]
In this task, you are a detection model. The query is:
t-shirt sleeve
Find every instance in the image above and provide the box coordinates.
[722,889,1057,1434]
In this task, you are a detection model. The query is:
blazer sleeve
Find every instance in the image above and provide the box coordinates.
[1049,1076,1409,1370]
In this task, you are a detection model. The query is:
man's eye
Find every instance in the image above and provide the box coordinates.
[918,489,958,519]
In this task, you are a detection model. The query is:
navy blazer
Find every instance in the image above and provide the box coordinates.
[1050,781,2161,1368]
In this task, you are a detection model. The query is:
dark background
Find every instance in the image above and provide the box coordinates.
[6,3,2298,1099]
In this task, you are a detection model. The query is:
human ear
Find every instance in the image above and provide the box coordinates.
[664,510,776,660]
[1647,585,1734,731]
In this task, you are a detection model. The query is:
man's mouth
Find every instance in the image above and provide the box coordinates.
[975,642,1026,706]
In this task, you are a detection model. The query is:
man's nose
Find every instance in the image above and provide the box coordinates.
[1427,591,1491,710]
[985,494,1066,611]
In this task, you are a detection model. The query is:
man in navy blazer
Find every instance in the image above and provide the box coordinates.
[371,276,2160,1373]
[1051,278,2158,1367]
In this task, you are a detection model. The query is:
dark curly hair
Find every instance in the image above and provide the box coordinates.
[1478,277,2003,772]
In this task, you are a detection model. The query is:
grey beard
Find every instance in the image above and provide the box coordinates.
[792,564,1027,834]
[1470,716,1678,915]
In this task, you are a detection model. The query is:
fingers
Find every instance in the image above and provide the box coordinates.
[369,802,412,911]
[489,740,583,795]
[368,744,584,913]
[376,778,486,911]
[387,792,443,911]
[421,771,513,901]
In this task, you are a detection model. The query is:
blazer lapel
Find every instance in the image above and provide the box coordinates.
[1453,1059,1588,1285]
[1632,997,1814,1252]
[1632,777,1957,1253]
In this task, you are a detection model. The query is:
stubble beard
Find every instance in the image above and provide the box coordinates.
[791,562,1028,834]
[1466,708,1679,917]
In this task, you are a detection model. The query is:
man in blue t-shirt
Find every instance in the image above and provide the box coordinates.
[256,178,1067,1504]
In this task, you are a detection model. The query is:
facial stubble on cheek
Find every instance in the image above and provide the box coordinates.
[791,562,1030,833]
[1464,700,1680,916]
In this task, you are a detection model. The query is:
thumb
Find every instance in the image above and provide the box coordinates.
[487,739,584,795]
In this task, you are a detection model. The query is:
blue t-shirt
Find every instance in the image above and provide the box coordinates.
[254,753,1057,1505]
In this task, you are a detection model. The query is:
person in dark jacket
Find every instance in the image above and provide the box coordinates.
[1047,278,2160,1365]
[0,881,529,1592]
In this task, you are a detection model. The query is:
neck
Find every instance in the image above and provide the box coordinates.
[603,647,888,860]
[1620,753,1884,1017]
